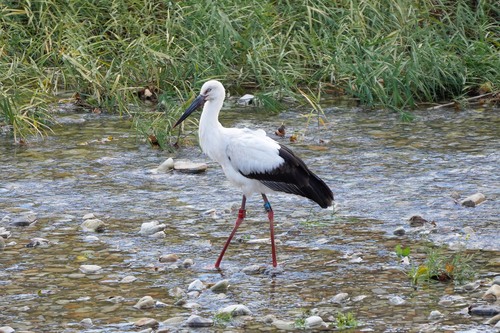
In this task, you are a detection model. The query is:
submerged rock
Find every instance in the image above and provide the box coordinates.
[133,296,156,309]
[182,258,194,268]
[218,304,252,316]
[393,226,406,236]
[409,215,428,227]
[134,317,159,329]
[0,227,11,239]
[461,192,486,207]
[186,315,213,327]
[139,221,166,236]
[330,292,349,304]
[79,265,102,274]
[26,237,51,248]
[210,279,230,292]
[9,213,37,226]
[120,275,137,283]
[468,304,500,316]
[389,295,406,305]
[81,218,106,232]
[80,318,93,328]
[428,310,444,320]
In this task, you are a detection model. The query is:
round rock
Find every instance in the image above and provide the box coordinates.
[157,158,175,172]
[133,296,156,309]
[81,218,106,232]
[134,318,159,329]
[218,304,252,316]
[305,315,326,328]
[79,265,102,274]
[186,315,213,327]
[187,279,204,292]
[139,221,166,236]
[210,279,230,292]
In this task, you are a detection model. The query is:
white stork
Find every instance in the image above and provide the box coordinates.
[173,80,333,268]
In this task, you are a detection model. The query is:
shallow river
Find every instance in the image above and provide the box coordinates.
[0,101,498,332]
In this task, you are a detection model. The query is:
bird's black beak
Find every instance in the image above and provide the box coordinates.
[173,94,206,128]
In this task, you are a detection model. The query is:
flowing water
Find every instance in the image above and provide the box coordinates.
[0,102,498,332]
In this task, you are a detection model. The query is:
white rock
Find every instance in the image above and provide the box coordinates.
[428,310,444,320]
[120,275,137,283]
[84,235,100,242]
[305,315,326,328]
[133,296,155,309]
[389,295,406,305]
[83,213,96,220]
[79,265,102,274]
[81,218,106,232]
[150,231,165,238]
[331,292,349,303]
[187,279,204,292]
[174,161,208,174]
[238,94,255,106]
[210,279,230,292]
[0,227,11,239]
[218,304,252,316]
[157,157,175,172]
[183,258,194,268]
[139,221,166,235]
[0,327,15,333]
[80,318,93,328]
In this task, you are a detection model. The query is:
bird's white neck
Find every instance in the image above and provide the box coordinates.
[199,99,224,159]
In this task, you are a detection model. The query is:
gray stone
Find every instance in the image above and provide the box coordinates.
[242,264,266,275]
[468,304,500,316]
[120,275,137,283]
[484,313,500,325]
[493,276,500,286]
[183,258,194,268]
[187,279,204,292]
[134,318,159,329]
[0,227,11,239]
[174,161,208,174]
[80,318,93,328]
[0,237,4,250]
[389,295,406,305]
[139,221,165,236]
[168,286,185,298]
[10,213,37,226]
[82,213,96,220]
[461,192,485,207]
[133,296,155,309]
[157,158,175,172]
[79,265,102,274]
[238,94,255,106]
[483,284,500,302]
[163,316,186,325]
[393,226,406,236]
[0,327,15,333]
[428,310,444,320]
[81,218,106,232]
[159,254,178,263]
[218,304,252,316]
[210,279,230,292]
[26,237,50,248]
[331,292,349,304]
[272,319,295,330]
[305,315,326,328]
[186,315,213,327]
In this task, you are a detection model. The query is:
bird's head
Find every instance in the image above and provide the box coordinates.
[173,80,225,128]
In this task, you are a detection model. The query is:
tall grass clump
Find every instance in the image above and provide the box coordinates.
[1,0,498,142]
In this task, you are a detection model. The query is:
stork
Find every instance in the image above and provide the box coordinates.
[173,80,333,268]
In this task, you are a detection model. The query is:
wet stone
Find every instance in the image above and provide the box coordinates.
[81,218,106,232]
[163,316,185,326]
[389,295,406,305]
[174,161,208,174]
[484,313,500,325]
[79,265,102,274]
[157,157,175,172]
[133,296,155,309]
[242,264,267,275]
[0,227,11,239]
[139,221,165,236]
[461,192,486,207]
[493,276,500,286]
[305,315,326,328]
[409,215,428,227]
[331,292,349,304]
[483,284,500,302]
[218,304,252,316]
[187,279,204,292]
[186,315,213,327]
[150,231,166,238]
[82,213,96,220]
[120,275,137,283]
[429,310,444,320]
[134,318,159,329]
[168,286,185,298]
[210,279,230,292]
[9,213,37,226]
[0,236,4,250]
[272,319,295,330]
[80,318,93,328]
[393,226,406,236]
[159,253,178,262]
[183,258,194,268]
[0,327,15,333]
[468,304,500,316]
[26,237,50,248]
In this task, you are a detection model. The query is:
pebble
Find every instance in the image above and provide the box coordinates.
[157,157,175,172]
[461,192,486,207]
[331,292,349,304]
[389,296,406,305]
[186,315,213,327]
[272,319,296,330]
[80,318,93,328]
[483,284,500,302]
[393,226,406,236]
[120,275,137,283]
[80,218,106,232]
[79,265,102,274]
[174,161,208,174]
[139,221,166,236]
[9,213,37,226]
[218,304,252,316]
[187,279,204,292]
[159,254,178,262]
[242,264,266,275]
[305,315,326,328]
[0,227,11,239]
[468,304,500,316]
[134,318,159,329]
[0,327,15,333]
[210,279,230,292]
[428,310,444,320]
[183,258,194,268]
[26,237,51,248]
[133,296,156,309]
[494,276,500,286]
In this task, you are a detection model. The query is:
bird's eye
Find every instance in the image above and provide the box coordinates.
[205,88,212,94]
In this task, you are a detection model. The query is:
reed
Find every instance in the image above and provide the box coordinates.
[1,0,498,142]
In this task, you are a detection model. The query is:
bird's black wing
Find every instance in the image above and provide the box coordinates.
[242,144,334,208]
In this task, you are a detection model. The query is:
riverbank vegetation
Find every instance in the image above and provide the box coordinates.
[1,0,499,142]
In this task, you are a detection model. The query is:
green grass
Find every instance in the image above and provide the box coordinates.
[1,0,499,142]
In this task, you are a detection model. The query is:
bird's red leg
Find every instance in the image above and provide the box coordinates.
[215,195,246,269]
[262,194,277,267]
